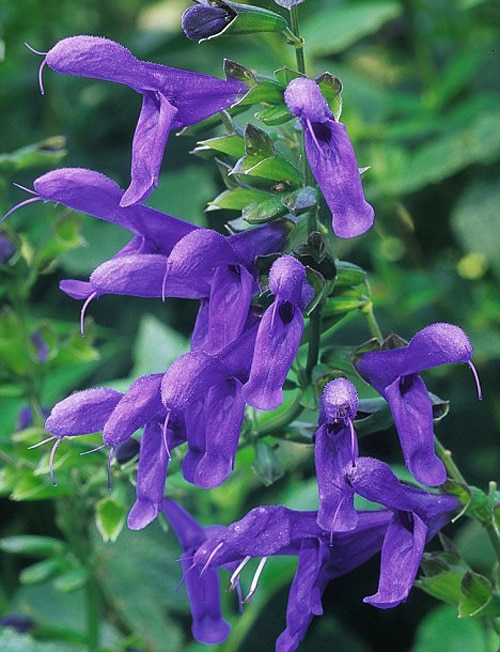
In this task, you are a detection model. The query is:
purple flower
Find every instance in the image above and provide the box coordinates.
[353,323,481,486]
[284,78,374,239]
[161,499,231,645]
[192,504,391,652]
[314,378,359,532]
[6,168,198,322]
[242,255,313,410]
[345,457,460,608]
[44,375,182,527]
[161,324,258,488]
[40,36,247,205]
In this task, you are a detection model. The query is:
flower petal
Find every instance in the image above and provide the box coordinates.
[127,422,169,530]
[103,374,163,446]
[403,323,473,375]
[45,388,122,436]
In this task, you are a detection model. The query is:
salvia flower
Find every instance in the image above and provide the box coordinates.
[242,255,313,410]
[284,77,374,239]
[39,36,248,205]
[353,323,482,486]
[190,504,392,652]
[314,378,359,532]
[274,0,304,8]
[161,499,230,645]
[345,457,461,608]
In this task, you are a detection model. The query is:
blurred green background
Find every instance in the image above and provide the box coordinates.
[0,0,499,650]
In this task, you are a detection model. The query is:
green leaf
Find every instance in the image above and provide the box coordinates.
[52,566,89,593]
[131,314,188,377]
[252,440,285,487]
[459,570,495,617]
[413,605,490,652]
[0,535,66,557]
[95,521,186,651]
[254,104,293,126]
[233,155,302,186]
[334,260,367,287]
[0,629,85,652]
[0,136,66,173]
[281,186,318,215]
[19,558,66,585]
[238,80,284,105]
[244,124,275,158]
[302,1,402,56]
[208,186,272,211]
[191,134,245,159]
[242,195,286,223]
[95,496,126,543]
[451,179,500,278]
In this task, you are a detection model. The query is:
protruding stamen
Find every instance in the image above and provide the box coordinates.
[200,541,224,576]
[49,437,63,486]
[228,555,251,592]
[162,412,171,460]
[242,556,267,603]
[80,291,97,337]
[306,118,323,154]
[468,361,482,401]
[107,447,114,490]
[161,261,171,303]
[1,197,42,223]
[28,434,57,450]
[13,183,38,196]
[348,418,357,467]
[24,43,48,95]
[80,444,106,455]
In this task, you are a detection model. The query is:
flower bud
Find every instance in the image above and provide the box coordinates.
[182,0,288,42]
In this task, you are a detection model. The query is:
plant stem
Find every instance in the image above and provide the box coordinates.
[290,6,306,75]
[305,305,322,378]
[255,393,305,437]
[434,436,467,484]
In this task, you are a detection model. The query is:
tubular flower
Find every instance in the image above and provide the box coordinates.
[352,323,482,486]
[40,36,248,205]
[284,77,374,239]
[161,323,258,488]
[161,499,231,645]
[242,255,313,410]
[314,378,359,532]
[191,505,392,652]
[345,457,461,608]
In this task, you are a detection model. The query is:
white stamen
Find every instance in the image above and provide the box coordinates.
[1,196,42,222]
[49,437,63,486]
[468,361,482,401]
[242,556,268,603]
[107,447,114,490]
[28,434,57,450]
[80,291,97,337]
[162,412,171,460]
[348,419,357,467]
[200,541,224,576]
[228,555,251,591]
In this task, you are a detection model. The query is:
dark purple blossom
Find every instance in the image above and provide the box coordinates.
[182,1,236,40]
[314,378,359,532]
[353,323,481,486]
[161,323,258,488]
[39,36,247,206]
[242,255,313,410]
[345,457,460,608]
[284,78,374,239]
[161,499,230,645]
[191,504,391,652]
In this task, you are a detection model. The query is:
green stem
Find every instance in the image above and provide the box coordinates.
[362,280,383,341]
[290,6,306,75]
[85,576,100,651]
[434,436,467,484]
[255,393,305,437]
[305,305,322,378]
